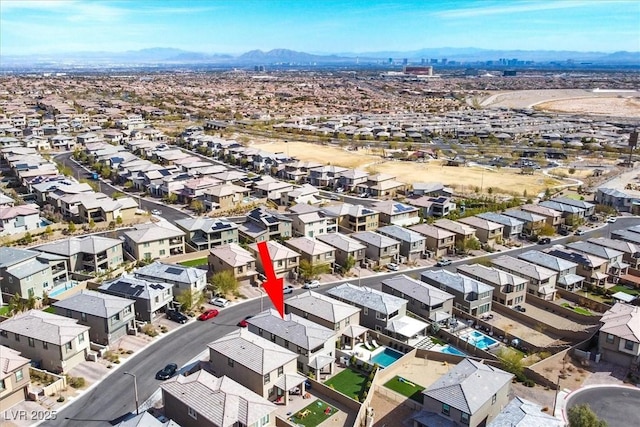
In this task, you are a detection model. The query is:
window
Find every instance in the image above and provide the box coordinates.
[124,306,132,315]
[0,379,5,391]
[14,333,19,342]
[442,403,450,416]
[363,307,368,316]
[260,414,270,426]
[345,317,350,326]
[263,372,270,384]
[43,342,48,350]
[492,393,497,404]
[159,240,165,245]
[0,331,7,338]
[65,342,72,351]
[15,369,23,382]
[606,334,615,344]
[144,253,152,260]
[278,366,284,377]
[227,357,234,367]
[188,407,197,420]
[625,340,635,351]
[143,242,150,248]
[159,249,165,256]
[461,412,470,424]
[28,337,35,347]
[78,333,85,344]
[284,341,289,349]
[81,312,87,322]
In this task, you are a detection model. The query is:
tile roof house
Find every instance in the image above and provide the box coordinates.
[377,225,426,261]
[546,247,608,287]
[114,412,180,427]
[503,210,546,236]
[595,187,640,213]
[134,261,207,297]
[491,255,558,300]
[0,345,31,411]
[34,235,124,274]
[538,200,585,225]
[0,204,41,236]
[175,217,239,251]
[290,209,337,238]
[420,270,494,317]
[99,275,173,322]
[53,289,136,344]
[597,303,640,371]
[418,359,512,427]
[381,275,454,323]
[457,264,527,308]
[208,329,301,401]
[406,195,456,219]
[284,237,335,267]
[208,243,258,285]
[285,290,361,337]
[202,183,250,212]
[551,197,595,217]
[123,221,186,261]
[238,207,293,243]
[161,370,276,427]
[409,224,456,258]
[487,397,563,427]
[247,309,337,376]
[308,165,348,188]
[0,310,90,373]
[320,203,379,234]
[588,237,640,270]
[476,213,524,241]
[517,250,584,292]
[351,231,400,266]
[433,219,476,245]
[458,217,504,245]
[567,241,629,282]
[316,232,366,270]
[370,200,420,227]
[248,241,300,279]
[520,204,562,231]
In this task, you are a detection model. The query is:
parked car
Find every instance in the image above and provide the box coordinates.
[513,305,527,313]
[283,285,294,294]
[538,237,551,245]
[237,315,254,328]
[436,258,452,267]
[303,280,321,289]
[386,263,399,271]
[166,310,188,324]
[210,297,229,307]
[607,217,617,223]
[559,228,570,236]
[156,363,178,380]
[574,229,586,236]
[151,209,162,215]
[197,309,219,321]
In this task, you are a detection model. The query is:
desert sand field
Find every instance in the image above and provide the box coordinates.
[536,96,640,117]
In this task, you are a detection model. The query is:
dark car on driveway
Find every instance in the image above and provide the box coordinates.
[156,363,178,380]
[538,237,551,245]
[166,310,188,324]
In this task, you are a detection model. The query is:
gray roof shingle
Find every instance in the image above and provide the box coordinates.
[0,310,89,346]
[247,309,336,350]
[53,289,133,318]
[285,290,360,323]
[327,283,406,314]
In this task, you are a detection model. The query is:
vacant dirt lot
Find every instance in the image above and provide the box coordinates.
[536,96,640,118]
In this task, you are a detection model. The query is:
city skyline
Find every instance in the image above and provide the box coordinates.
[1,0,639,57]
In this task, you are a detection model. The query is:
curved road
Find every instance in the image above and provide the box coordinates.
[566,385,640,426]
[46,213,639,425]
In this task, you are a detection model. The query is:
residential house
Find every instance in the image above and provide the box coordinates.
[208,329,303,401]
[285,237,335,268]
[411,182,454,197]
[457,264,527,308]
[551,197,595,217]
[491,255,557,300]
[99,276,173,322]
[476,213,524,242]
[0,310,89,373]
[377,225,426,261]
[458,217,504,245]
[0,247,70,300]
[327,283,428,342]
[351,231,400,266]
[487,397,564,427]
[290,209,337,238]
[208,243,258,285]
[59,192,110,220]
[370,200,420,226]
[249,241,300,279]
[284,290,361,339]
[0,345,30,410]
[406,196,456,218]
[316,232,366,270]
[134,261,207,298]
[612,229,640,246]
[77,196,138,224]
[409,224,456,258]
[567,241,629,283]
[123,221,186,261]
[597,303,640,371]
[53,289,136,345]
[337,169,368,192]
[34,235,124,274]
[281,184,321,206]
[520,204,562,231]
[420,270,493,316]
[416,359,512,427]
[595,187,640,213]
[202,183,249,212]
[247,309,337,376]
[175,217,239,251]
[161,371,276,427]
[321,203,379,234]
[503,210,546,236]
[308,165,348,188]
[238,207,292,243]
[588,237,640,270]
[546,247,608,288]
[538,201,585,226]
[381,275,454,323]
[356,173,407,197]
[517,250,584,292]
[0,204,41,236]
[254,179,294,201]
[280,160,322,183]
[433,218,476,247]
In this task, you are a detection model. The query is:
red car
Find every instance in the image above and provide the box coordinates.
[237,315,254,327]
[198,309,219,321]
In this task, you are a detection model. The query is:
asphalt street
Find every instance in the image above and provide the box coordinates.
[46,217,640,426]
[566,385,640,426]
[53,152,191,223]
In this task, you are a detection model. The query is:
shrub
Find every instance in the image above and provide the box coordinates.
[523,379,535,387]
[142,324,159,337]
[57,396,65,402]
[67,376,86,388]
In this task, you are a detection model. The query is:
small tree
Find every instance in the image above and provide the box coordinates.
[116,216,123,225]
[190,199,205,214]
[45,226,53,239]
[343,256,356,274]
[164,193,178,204]
[539,224,555,236]
[8,293,26,316]
[23,232,33,244]
[496,348,524,379]
[68,221,76,233]
[175,289,205,312]
[299,260,331,281]
[210,270,239,295]
[568,403,607,427]
[88,219,96,229]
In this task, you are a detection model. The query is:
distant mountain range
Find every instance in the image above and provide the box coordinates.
[2,47,638,67]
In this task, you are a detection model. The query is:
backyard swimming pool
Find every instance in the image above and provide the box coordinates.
[437,344,467,357]
[370,347,404,368]
[459,330,499,350]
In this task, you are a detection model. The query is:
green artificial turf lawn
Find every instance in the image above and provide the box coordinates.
[178,258,208,267]
[383,376,425,403]
[324,368,367,399]
[290,399,338,427]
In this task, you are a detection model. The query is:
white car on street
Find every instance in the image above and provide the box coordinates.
[302,280,320,289]
[151,209,162,215]
[210,297,229,307]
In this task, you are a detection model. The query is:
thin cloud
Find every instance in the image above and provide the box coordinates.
[433,1,597,19]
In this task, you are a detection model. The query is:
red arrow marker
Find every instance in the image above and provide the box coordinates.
[257,241,284,318]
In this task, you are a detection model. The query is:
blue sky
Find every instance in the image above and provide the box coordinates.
[1,0,638,55]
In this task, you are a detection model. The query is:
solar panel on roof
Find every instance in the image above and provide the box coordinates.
[150,284,165,290]
[165,267,183,275]
[265,217,279,224]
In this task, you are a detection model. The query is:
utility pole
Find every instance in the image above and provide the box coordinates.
[123,372,139,415]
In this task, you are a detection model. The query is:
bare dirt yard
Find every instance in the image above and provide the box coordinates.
[536,96,640,118]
